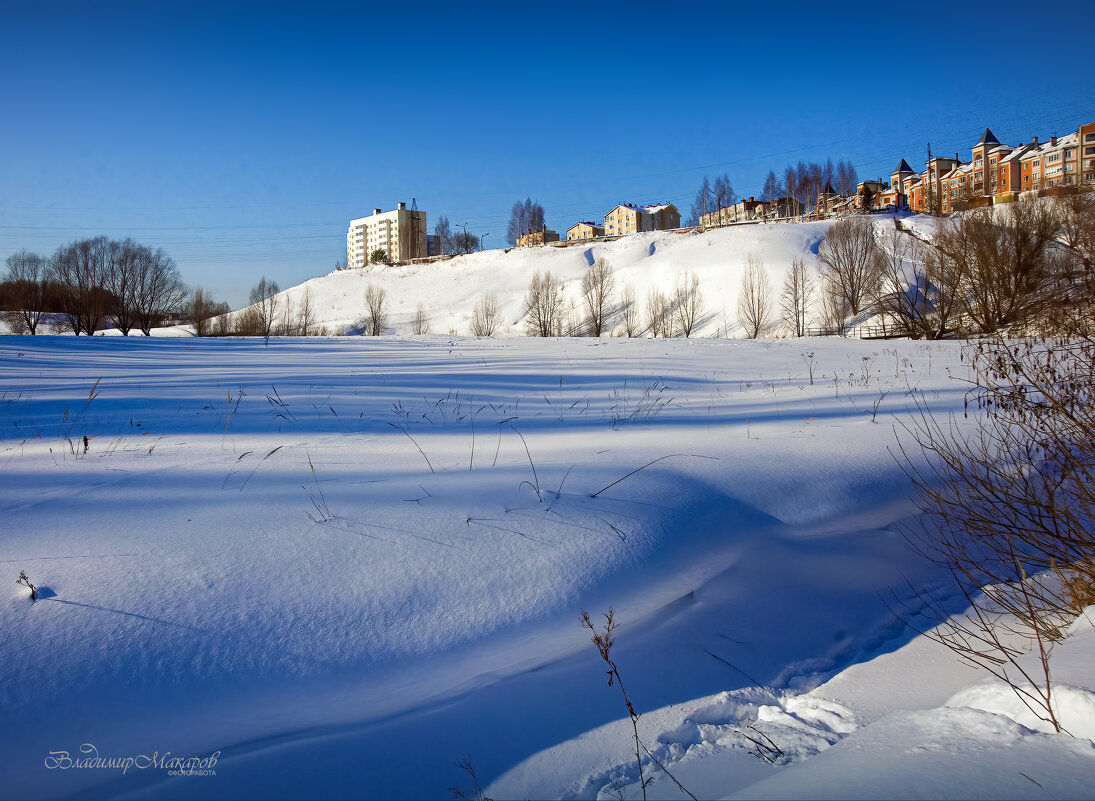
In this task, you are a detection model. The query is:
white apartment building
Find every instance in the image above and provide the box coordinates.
[346,202,428,268]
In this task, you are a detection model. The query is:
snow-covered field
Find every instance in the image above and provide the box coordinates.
[3,332,1093,800]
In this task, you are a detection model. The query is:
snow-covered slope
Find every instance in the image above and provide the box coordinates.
[230,220,837,337]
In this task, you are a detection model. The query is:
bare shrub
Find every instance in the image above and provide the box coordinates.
[363,284,388,336]
[780,257,813,337]
[412,303,430,335]
[619,284,640,337]
[189,288,216,337]
[17,570,38,601]
[646,286,671,338]
[581,257,615,336]
[297,288,316,336]
[470,293,502,337]
[671,271,703,337]
[737,255,772,338]
[233,306,265,337]
[899,334,1095,732]
[248,277,280,342]
[1055,190,1095,272]
[523,271,564,336]
[580,609,696,800]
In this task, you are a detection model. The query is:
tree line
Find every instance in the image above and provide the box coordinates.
[2,238,187,335]
[686,160,858,226]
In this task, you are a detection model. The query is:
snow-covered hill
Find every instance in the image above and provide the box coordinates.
[233,220,841,337]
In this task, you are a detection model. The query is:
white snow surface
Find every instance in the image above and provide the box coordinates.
[3,218,1094,800]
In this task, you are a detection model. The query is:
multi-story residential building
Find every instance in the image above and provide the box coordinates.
[701,197,768,226]
[603,203,680,236]
[889,160,917,210]
[996,142,1036,202]
[892,121,1095,215]
[855,180,888,209]
[566,221,605,240]
[1019,126,1095,193]
[701,196,805,225]
[907,153,962,214]
[604,203,641,236]
[644,203,681,230]
[346,202,428,268]
[813,183,841,217]
[516,226,561,247]
[1083,121,1095,184]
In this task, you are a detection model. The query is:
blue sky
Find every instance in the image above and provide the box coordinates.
[3,0,1094,309]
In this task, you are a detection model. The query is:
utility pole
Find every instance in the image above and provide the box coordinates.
[481,232,490,252]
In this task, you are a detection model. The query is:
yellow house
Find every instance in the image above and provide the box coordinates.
[603,203,680,236]
[566,221,605,240]
[604,204,641,236]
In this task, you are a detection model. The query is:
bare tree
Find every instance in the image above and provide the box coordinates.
[189,288,216,337]
[646,286,670,337]
[103,239,138,335]
[412,303,430,335]
[808,162,824,213]
[1055,190,1095,272]
[49,237,112,335]
[817,216,882,324]
[133,245,186,335]
[523,271,564,336]
[737,255,773,338]
[780,257,814,337]
[507,199,546,245]
[837,160,858,197]
[619,285,640,337]
[784,166,799,217]
[672,271,703,337]
[211,303,232,336]
[434,216,453,256]
[712,174,734,218]
[875,222,959,340]
[581,258,615,336]
[363,284,388,336]
[248,277,280,342]
[762,171,781,206]
[875,223,919,337]
[295,288,316,335]
[934,198,1060,334]
[688,176,714,227]
[4,250,48,334]
[452,228,480,254]
[470,293,502,336]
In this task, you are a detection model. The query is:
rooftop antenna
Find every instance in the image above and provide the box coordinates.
[411,197,418,211]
